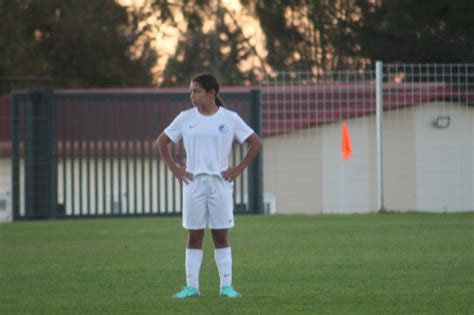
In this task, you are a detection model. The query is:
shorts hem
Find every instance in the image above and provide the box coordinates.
[182,224,235,230]
[208,224,235,230]
[183,225,206,230]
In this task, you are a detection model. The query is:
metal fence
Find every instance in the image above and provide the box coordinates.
[3,88,263,220]
[2,63,473,219]
[379,63,474,212]
[260,63,474,213]
[0,78,52,222]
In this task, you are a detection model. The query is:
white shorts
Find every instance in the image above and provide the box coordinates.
[182,174,234,230]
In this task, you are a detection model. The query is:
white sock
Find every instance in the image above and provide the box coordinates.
[215,247,232,287]
[185,248,203,291]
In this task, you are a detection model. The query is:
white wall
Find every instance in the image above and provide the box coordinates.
[383,108,418,211]
[0,158,10,194]
[263,102,474,214]
[322,117,375,213]
[0,159,12,222]
[414,102,474,212]
[263,128,324,214]
[263,115,377,214]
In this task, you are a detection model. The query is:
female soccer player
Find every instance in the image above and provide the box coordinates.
[156,73,262,299]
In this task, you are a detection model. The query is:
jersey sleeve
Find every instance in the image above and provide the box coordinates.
[233,112,254,144]
[164,112,183,143]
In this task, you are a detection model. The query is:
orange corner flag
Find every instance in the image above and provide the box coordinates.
[342,121,352,160]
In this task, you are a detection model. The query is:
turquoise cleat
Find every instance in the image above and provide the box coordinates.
[220,285,241,298]
[172,286,200,299]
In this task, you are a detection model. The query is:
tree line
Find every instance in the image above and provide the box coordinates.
[1,0,473,87]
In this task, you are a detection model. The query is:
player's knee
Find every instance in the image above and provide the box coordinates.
[212,230,229,248]
[187,230,204,248]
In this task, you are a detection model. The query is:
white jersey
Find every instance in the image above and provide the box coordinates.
[164,106,254,176]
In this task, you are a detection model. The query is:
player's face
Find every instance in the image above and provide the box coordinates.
[189,81,213,107]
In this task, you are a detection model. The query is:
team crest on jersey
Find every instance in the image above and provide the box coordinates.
[218,124,229,134]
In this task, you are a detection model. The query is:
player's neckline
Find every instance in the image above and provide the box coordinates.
[197,106,220,117]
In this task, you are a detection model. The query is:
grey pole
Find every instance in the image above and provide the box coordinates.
[375,61,385,212]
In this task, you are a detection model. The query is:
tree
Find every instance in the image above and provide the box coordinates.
[161,2,259,86]
[241,0,361,72]
[0,0,157,87]
[337,0,474,64]
[242,0,474,73]
[131,0,266,86]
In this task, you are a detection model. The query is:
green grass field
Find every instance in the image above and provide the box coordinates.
[1,213,473,314]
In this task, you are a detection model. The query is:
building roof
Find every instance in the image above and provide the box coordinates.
[1,83,472,156]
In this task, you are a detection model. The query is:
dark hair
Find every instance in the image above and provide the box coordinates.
[191,73,224,107]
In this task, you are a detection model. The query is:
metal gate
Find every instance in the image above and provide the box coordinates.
[9,89,263,219]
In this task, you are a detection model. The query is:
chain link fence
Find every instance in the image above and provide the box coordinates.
[260,63,474,213]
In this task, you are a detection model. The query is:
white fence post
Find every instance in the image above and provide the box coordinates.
[376,61,385,212]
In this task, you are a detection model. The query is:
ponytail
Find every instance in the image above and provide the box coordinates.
[215,95,224,107]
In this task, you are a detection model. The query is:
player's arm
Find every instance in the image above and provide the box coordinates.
[156,133,193,184]
[221,133,261,181]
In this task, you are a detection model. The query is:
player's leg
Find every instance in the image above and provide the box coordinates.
[173,178,206,299]
[209,177,240,298]
[211,229,232,286]
[211,229,229,248]
[211,229,240,298]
